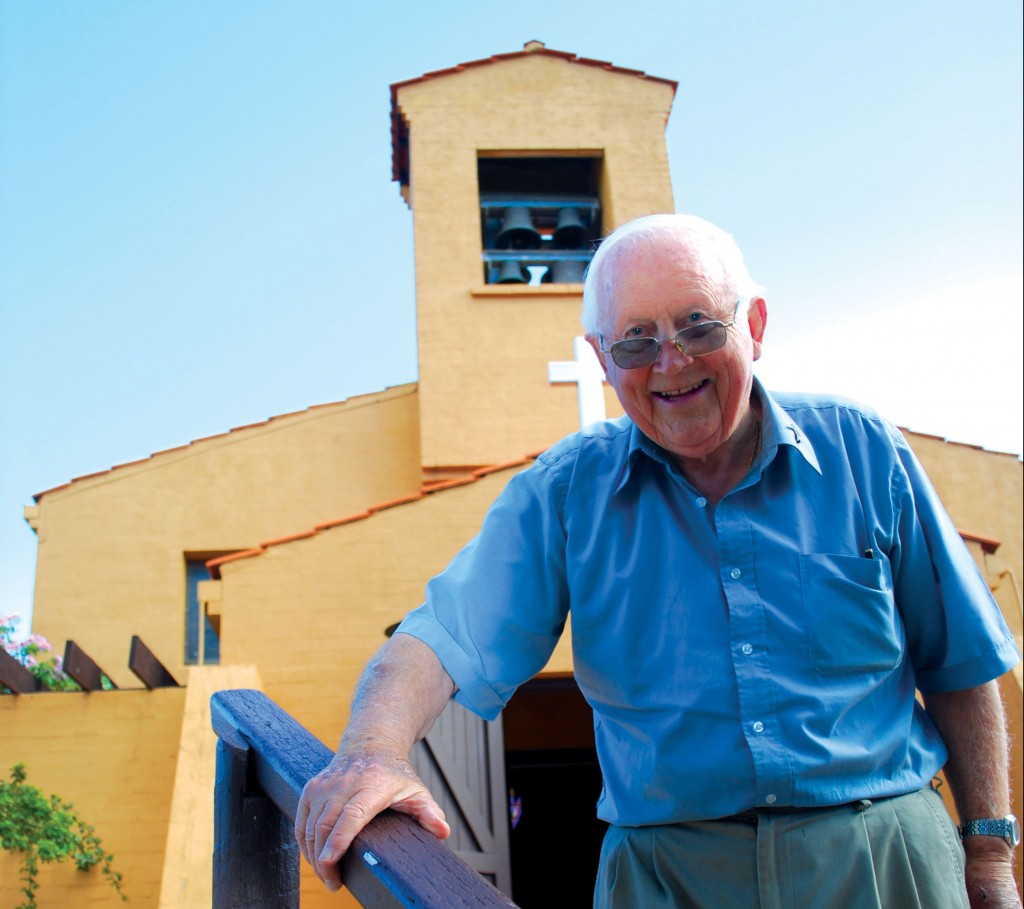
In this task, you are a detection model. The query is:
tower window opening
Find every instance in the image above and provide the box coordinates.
[478,156,602,285]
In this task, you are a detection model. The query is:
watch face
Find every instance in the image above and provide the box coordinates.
[1009,814,1022,847]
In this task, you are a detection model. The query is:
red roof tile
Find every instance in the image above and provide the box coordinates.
[958,531,1002,554]
[206,454,537,578]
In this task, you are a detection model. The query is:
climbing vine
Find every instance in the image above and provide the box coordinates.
[0,763,125,909]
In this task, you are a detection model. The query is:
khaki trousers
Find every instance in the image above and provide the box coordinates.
[594,788,968,909]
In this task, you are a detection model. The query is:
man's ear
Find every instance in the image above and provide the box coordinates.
[586,334,609,375]
[747,298,767,361]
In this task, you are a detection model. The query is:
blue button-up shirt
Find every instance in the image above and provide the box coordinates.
[399,384,1020,826]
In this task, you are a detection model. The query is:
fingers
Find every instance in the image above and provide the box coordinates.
[313,792,378,886]
[295,774,356,891]
[392,789,451,841]
[313,783,449,876]
[294,750,449,893]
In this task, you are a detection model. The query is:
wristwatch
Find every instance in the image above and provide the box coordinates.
[957,815,1021,848]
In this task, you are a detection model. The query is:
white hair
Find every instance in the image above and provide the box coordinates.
[581,213,765,335]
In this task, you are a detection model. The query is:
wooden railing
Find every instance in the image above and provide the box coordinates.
[210,688,519,908]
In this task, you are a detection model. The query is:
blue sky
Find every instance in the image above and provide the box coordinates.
[1,1,1021,636]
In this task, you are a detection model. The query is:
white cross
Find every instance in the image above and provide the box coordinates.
[548,336,607,428]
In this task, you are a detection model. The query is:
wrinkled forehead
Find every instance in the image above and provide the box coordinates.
[598,235,731,326]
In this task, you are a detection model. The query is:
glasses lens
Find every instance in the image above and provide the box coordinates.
[676,322,727,356]
[610,337,659,368]
[607,321,731,368]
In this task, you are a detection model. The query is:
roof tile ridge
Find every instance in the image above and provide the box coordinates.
[257,529,318,548]
[33,384,419,501]
[423,476,478,493]
[314,510,375,532]
[369,493,426,513]
[899,425,1022,457]
[208,452,540,576]
[392,45,676,92]
[472,456,536,478]
[419,63,467,80]
[206,549,264,574]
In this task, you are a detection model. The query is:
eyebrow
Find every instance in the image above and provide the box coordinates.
[613,307,719,335]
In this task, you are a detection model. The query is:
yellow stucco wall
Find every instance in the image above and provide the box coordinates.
[395,48,673,467]
[29,385,422,687]
[904,430,1023,592]
[0,687,184,908]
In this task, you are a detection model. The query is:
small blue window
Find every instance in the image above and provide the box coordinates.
[185,559,220,665]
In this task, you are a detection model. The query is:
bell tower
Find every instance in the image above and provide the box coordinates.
[390,41,677,470]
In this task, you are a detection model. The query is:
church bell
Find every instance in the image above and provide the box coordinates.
[552,207,588,249]
[495,260,528,283]
[495,207,542,249]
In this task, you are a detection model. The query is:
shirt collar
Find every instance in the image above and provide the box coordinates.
[615,378,821,493]
[756,379,821,474]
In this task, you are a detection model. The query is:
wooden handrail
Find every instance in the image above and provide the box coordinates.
[210,688,519,909]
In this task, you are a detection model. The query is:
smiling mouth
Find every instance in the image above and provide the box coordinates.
[654,379,708,401]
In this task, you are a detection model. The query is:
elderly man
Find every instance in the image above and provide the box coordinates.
[297,214,1021,908]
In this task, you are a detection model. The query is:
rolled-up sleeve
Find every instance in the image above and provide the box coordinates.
[397,460,570,720]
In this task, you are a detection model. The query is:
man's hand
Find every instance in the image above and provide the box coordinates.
[295,633,456,891]
[964,841,1022,909]
[294,737,451,892]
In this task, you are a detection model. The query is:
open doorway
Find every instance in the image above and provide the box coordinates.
[503,676,607,908]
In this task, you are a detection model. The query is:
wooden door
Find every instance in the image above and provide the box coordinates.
[409,701,513,896]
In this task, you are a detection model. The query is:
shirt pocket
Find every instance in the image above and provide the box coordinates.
[799,552,903,675]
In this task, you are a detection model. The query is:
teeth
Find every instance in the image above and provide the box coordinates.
[660,380,704,396]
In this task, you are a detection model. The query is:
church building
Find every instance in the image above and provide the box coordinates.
[3,43,1020,908]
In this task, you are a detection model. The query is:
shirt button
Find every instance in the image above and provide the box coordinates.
[765,793,777,805]
[741,643,754,656]
[695,496,707,508]
[752,721,765,734]
[730,568,742,579]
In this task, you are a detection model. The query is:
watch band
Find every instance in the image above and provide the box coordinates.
[957,815,1021,848]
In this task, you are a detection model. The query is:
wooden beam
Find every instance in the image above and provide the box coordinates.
[128,635,180,689]
[0,648,43,693]
[63,640,116,691]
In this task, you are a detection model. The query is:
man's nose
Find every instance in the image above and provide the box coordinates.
[655,337,694,370]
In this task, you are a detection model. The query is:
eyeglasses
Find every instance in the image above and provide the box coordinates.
[599,301,743,369]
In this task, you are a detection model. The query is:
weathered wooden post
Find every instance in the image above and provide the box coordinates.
[213,728,299,908]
